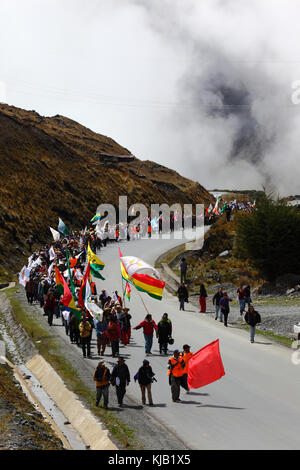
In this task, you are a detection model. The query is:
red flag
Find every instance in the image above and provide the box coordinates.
[187,339,225,389]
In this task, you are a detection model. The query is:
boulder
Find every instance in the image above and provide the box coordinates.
[218,250,229,257]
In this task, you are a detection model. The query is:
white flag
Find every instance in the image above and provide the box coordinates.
[19,266,30,287]
[48,262,55,278]
[120,255,160,279]
[50,227,60,242]
[49,246,56,261]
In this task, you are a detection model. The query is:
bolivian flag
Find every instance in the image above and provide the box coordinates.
[55,266,82,320]
[55,266,64,295]
[124,282,131,301]
[132,272,165,301]
[87,242,105,280]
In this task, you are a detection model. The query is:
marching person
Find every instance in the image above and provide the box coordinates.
[237,285,246,315]
[93,361,111,409]
[79,316,92,358]
[119,308,132,346]
[243,285,252,311]
[181,344,193,393]
[157,313,172,355]
[177,282,188,311]
[135,359,155,406]
[199,283,208,313]
[180,258,188,284]
[167,349,186,403]
[213,287,224,321]
[134,314,158,356]
[106,317,120,358]
[244,305,261,343]
[43,291,57,327]
[95,314,108,356]
[220,292,232,327]
[111,357,130,407]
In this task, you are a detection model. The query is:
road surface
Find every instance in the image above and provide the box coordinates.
[91,234,300,450]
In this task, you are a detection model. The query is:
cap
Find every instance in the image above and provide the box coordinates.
[174,349,180,354]
[143,359,150,365]
[183,344,190,350]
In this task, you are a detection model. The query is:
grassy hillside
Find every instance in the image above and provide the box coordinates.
[0,104,214,277]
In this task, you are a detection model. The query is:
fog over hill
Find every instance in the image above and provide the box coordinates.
[0,1,300,195]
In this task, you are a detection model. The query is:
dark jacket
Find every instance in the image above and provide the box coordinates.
[111,364,130,387]
[137,365,155,386]
[213,291,223,305]
[157,319,172,342]
[200,285,207,297]
[178,285,188,301]
[244,310,261,327]
[220,297,232,312]
[119,313,132,331]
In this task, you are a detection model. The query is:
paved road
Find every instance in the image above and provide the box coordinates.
[92,235,300,450]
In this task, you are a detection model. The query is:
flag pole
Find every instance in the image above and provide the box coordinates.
[135,286,151,316]
[121,275,126,308]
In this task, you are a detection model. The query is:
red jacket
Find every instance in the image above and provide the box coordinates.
[135,319,158,336]
[44,296,57,312]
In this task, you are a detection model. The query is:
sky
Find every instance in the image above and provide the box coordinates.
[1,0,300,196]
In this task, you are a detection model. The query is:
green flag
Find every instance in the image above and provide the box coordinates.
[58,218,69,236]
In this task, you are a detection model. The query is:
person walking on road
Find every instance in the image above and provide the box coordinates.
[213,287,223,321]
[199,283,208,313]
[134,314,158,356]
[177,283,188,311]
[95,315,108,356]
[243,285,252,311]
[220,292,232,327]
[93,361,111,409]
[244,305,261,343]
[119,308,132,346]
[180,345,193,393]
[135,359,156,406]
[167,349,186,403]
[111,357,130,407]
[157,313,172,355]
[43,292,57,326]
[79,317,92,358]
[237,286,246,315]
[106,317,120,358]
[180,258,188,284]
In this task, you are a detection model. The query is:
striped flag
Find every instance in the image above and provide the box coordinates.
[87,242,105,280]
[124,282,131,301]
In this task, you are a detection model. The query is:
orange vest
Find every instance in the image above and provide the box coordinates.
[181,352,193,375]
[167,356,185,377]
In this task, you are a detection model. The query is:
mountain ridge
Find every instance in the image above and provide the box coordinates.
[0,103,214,275]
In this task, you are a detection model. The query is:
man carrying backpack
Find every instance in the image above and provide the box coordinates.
[93,361,111,409]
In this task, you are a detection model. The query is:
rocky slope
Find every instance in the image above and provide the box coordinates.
[0,103,213,276]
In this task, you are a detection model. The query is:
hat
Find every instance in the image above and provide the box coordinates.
[143,360,150,365]
[183,344,190,350]
[174,349,180,354]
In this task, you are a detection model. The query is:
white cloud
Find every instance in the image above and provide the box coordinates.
[0,0,300,195]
